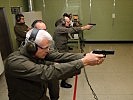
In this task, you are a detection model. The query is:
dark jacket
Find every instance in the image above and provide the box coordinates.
[53,24,81,52]
[4,46,84,100]
[14,23,29,46]
[55,18,63,27]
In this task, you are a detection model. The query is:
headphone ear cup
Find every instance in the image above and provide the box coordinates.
[62,19,66,25]
[15,15,21,22]
[17,17,20,22]
[26,41,38,55]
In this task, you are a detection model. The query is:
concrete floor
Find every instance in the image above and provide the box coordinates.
[0,44,133,100]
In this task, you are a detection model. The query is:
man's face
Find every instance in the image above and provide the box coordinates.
[34,22,50,59]
[35,39,50,59]
[65,17,71,27]
[20,17,25,23]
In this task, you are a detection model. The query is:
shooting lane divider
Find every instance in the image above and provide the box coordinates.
[112,0,116,26]
[89,0,92,23]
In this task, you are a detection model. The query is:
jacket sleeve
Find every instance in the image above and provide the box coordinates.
[14,25,29,38]
[45,50,85,63]
[55,25,81,34]
[5,51,84,82]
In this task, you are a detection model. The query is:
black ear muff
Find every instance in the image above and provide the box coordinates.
[15,14,22,22]
[26,41,38,55]
[16,16,21,22]
[26,28,39,55]
[62,18,66,25]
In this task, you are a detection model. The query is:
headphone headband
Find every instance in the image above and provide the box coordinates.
[29,28,39,41]
[26,28,39,55]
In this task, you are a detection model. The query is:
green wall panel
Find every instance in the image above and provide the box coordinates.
[0,0,28,50]
[33,0,133,41]
[34,0,66,35]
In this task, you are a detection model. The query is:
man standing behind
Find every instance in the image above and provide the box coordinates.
[31,20,59,100]
[53,16,94,88]
[14,13,30,47]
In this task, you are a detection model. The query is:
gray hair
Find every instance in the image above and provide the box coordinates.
[26,29,53,45]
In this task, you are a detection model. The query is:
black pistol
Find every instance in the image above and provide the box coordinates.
[92,49,115,57]
[88,23,96,26]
